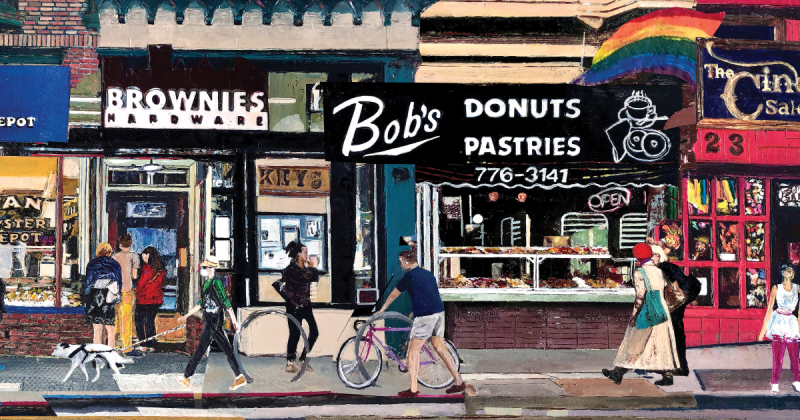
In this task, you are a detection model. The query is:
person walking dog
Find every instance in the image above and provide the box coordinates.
[176,256,246,391]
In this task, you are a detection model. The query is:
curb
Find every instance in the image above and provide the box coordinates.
[29,391,465,412]
[464,394,697,415]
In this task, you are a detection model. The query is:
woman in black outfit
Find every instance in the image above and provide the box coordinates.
[652,244,702,379]
[282,241,320,374]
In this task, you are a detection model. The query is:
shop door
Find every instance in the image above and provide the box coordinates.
[107,192,190,313]
[771,180,800,285]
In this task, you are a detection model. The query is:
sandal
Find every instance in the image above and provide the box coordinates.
[446,382,466,394]
[285,363,298,373]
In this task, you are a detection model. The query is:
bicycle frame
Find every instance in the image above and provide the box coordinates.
[361,326,438,371]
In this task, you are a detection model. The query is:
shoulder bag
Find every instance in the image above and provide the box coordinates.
[635,268,669,329]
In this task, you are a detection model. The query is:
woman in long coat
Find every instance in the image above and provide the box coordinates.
[603,243,680,385]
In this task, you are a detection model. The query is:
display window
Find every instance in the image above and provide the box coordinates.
[671,175,771,310]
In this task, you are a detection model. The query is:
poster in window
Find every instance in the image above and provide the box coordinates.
[306,220,321,238]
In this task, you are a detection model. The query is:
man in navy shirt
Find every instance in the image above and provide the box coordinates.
[377,250,466,397]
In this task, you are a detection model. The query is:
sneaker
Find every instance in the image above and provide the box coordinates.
[229,374,247,391]
[445,382,466,394]
[125,350,144,357]
[397,389,419,398]
[285,363,298,373]
[174,374,191,389]
[772,384,780,394]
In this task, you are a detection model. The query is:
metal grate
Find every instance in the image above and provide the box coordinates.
[561,212,609,236]
[619,213,649,250]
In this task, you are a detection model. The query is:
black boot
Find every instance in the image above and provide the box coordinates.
[655,372,674,386]
[602,367,628,385]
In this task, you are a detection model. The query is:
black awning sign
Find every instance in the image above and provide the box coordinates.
[324,83,683,167]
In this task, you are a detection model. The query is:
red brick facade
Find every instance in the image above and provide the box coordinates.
[0,0,101,87]
[445,303,630,350]
[0,313,93,356]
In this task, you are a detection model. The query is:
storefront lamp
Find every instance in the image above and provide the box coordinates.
[141,159,164,172]
[472,214,484,225]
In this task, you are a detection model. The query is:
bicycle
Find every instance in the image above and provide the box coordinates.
[336,311,460,390]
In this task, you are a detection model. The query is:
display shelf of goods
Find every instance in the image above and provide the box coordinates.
[439,246,610,256]
[539,276,627,289]
[5,282,56,306]
[440,275,531,289]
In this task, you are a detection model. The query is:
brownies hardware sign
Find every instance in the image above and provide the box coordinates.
[102,45,269,130]
[699,38,800,127]
[323,83,682,168]
[258,166,330,195]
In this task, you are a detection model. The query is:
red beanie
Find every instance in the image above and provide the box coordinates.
[633,243,653,260]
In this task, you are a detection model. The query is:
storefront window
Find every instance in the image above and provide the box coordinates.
[744,178,766,215]
[0,157,59,307]
[211,162,235,189]
[690,267,713,307]
[257,215,326,271]
[354,164,375,292]
[746,268,767,308]
[268,72,328,133]
[689,221,712,261]
[717,222,740,262]
[61,158,82,307]
[746,222,766,262]
[687,178,711,216]
[211,196,234,270]
[716,178,739,216]
[659,220,683,261]
[681,175,771,310]
[718,268,741,309]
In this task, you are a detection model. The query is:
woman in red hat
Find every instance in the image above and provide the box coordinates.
[602,243,679,386]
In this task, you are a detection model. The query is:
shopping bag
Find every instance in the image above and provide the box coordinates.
[635,268,669,329]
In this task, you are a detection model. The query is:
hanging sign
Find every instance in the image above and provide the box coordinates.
[0,66,69,143]
[323,83,683,169]
[588,187,632,213]
[699,38,800,127]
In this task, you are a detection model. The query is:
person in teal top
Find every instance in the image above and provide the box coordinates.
[176,256,246,391]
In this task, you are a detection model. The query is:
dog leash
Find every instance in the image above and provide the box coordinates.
[115,323,187,352]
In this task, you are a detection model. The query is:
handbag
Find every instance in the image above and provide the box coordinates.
[664,280,688,312]
[635,268,669,329]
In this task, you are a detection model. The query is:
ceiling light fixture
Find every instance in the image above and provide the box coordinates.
[141,159,164,172]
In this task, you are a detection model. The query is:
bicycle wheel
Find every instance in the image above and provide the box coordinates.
[337,336,382,389]
[417,339,460,389]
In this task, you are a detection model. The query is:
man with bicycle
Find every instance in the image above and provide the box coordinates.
[377,250,467,397]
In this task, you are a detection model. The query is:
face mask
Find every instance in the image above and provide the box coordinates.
[200,268,208,277]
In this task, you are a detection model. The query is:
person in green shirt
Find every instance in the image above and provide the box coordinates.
[175,256,246,391]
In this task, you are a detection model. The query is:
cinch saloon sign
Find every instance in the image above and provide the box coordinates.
[323,83,682,166]
[102,45,270,131]
[699,39,800,126]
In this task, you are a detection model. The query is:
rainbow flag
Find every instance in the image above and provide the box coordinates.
[570,8,725,90]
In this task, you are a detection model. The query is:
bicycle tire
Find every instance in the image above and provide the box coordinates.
[337,336,382,389]
[417,339,460,389]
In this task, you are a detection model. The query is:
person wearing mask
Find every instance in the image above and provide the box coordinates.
[113,233,140,356]
[282,240,320,374]
[85,242,123,348]
[602,243,679,386]
[176,256,246,391]
[134,246,166,353]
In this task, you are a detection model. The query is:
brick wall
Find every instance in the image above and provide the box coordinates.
[445,302,630,350]
[0,313,93,356]
[5,0,101,87]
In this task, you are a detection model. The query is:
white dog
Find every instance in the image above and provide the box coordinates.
[51,343,134,382]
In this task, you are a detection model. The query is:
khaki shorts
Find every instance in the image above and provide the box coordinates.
[410,312,445,340]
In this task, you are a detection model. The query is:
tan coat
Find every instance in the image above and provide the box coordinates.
[613,262,680,371]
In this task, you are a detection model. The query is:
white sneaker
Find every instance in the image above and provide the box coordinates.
[772,384,780,394]
[793,382,800,393]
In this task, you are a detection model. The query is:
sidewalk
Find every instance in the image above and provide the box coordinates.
[0,343,794,415]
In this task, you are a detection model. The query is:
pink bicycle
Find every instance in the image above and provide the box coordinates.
[336,311,460,390]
